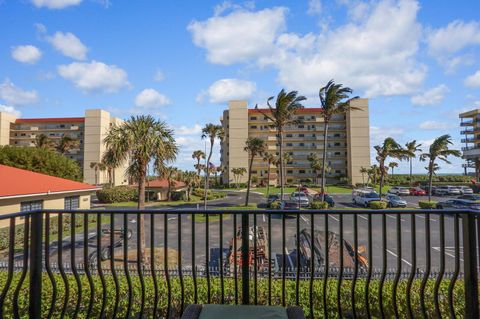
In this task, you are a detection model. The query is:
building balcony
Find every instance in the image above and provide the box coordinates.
[461,138,476,143]
[463,146,480,157]
[461,129,475,134]
[460,120,475,126]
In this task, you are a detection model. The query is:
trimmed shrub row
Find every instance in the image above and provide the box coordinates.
[310,201,329,209]
[369,201,388,209]
[96,186,138,203]
[419,201,438,209]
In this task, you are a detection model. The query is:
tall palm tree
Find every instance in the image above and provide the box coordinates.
[263,152,276,196]
[420,135,461,201]
[180,171,200,201]
[282,152,293,185]
[307,153,322,185]
[201,124,224,209]
[318,80,359,200]
[101,149,119,187]
[368,165,380,186]
[255,89,306,200]
[244,137,266,206]
[231,167,247,189]
[104,115,178,262]
[192,150,206,175]
[374,138,411,198]
[89,162,105,185]
[405,140,422,184]
[56,135,79,155]
[359,167,369,186]
[389,162,398,175]
[215,165,223,186]
[34,133,53,149]
[164,166,179,201]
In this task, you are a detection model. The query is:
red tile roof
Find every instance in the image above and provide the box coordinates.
[0,165,98,199]
[248,108,323,114]
[144,178,186,189]
[15,117,85,124]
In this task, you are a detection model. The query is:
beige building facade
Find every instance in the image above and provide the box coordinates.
[460,109,480,177]
[220,99,371,186]
[0,109,128,186]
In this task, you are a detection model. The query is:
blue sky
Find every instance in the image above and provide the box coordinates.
[1,0,480,173]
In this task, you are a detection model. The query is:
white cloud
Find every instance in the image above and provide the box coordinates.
[0,105,21,117]
[175,124,202,135]
[465,70,480,88]
[153,70,165,82]
[198,78,256,104]
[31,0,82,9]
[11,45,42,64]
[57,60,129,93]
[410,84,449,106]
[370,126,405,146]
[134,89,171,108]
[188,7,287,65]
[419,120,456,130]
[0,79,38,106]
[307,0,322,15]
[190,0,426,97]
[48,31,87,60]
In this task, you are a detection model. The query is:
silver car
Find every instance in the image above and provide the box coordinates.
[459,186,474,195]
[388,186,410,196]
[290,192,310,207]
[385,194,407,208]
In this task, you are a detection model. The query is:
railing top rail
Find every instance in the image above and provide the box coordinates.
[0,210,33,220]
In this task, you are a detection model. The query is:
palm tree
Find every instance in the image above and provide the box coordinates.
[201,124,224,209]
[318,80,359,200]
[368,165,380,186]
[180,171,200,201]
[420,135,461,201]
[34,133,53,149]
[263,152,276,196]
[89,162,105,185]
[56,135,79,155]
[215,165,223,186]
[307,153,322,185]
[405,140,422,184]
[164,166,178,201]
[374,138,411,198]
[282,152,293,184]
[101,149,119,187]
[255,89,306,201]
[104,115,178,262]
[192,150,206,175]
[389,162,399,175]
[231,167,247,188]
[244,137,266,206]
[359,167,369,186]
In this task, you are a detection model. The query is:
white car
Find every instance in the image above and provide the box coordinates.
[290,192,310,207]
[388,186,410,196]
[352,189,381,208]
[459,186,474,195]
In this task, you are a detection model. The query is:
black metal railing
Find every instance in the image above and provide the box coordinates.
[0,208,479,318]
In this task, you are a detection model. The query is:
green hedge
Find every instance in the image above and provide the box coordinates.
[419,201,437,209]
[0,272,464,318]
[192,188,226,200]
[310,201,329,209]
[96,186,138,203]
[369,201,388,209]
[269,201,281,209]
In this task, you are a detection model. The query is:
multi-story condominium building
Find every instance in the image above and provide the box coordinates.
[0,109,128,186]
[220,99,370,186]
[460,109,480,178]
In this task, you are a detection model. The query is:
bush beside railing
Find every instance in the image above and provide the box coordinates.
[418,201,438,209]
[0,271,464,318]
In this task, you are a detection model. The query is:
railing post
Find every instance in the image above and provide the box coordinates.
[29,211,43,319]
[462,212,479,318]
[241,212,250,304]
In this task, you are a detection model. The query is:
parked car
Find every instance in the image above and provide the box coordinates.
[421,185,436,195]
[436,199,480,210]
[458,194,480,201]
[313,193,335,207]
[388,186,410,196]
[267,194,279,205]
[299,186,309,194]
[459,186,474,195]
[434,186,461,196]
[409,187,426,196]
[352,189,381,208]
[385,194,407,208]
[290,192,310,207]
[280,200,301,210]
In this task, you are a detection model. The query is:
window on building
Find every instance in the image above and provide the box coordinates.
[287,170,293,174]
[298,125,304,129]
[250,116,257,120]
[334,143,341,146]
[65,196,80,210]
[298,116,305,120]
[251,171,257,174]
[334,133,340,137]
[286,134,293,137]
[286,143,293,147]
[250,125,257,129]
[299,134,304,137]
[335,152,341,155]
[20,200,43,212]
[299,170,305,174]
[335,170,341,174]
[299,143,304,146]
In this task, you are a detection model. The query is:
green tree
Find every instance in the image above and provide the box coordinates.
[307,153,330,186]
[89,162,105,185]
[389,162,398,175]
[34,133,54,149]
[56,135,79,155]
[405,140,422,184]
[368,165,380,186]
[374,138,411,197]
[420,135,461,201]
[163,166,179,201]
[179,170,200,201]
[318,80,359,199]
[104,115,178,262]
[201,124,224,209]
[231,167,247,189]
[101,149,120,187]
[262,152,276,197]
[360,166,369,186]
[192,150,206,176]
[255,89,306,201]
[244,137,266,206]
[0,146,82,181]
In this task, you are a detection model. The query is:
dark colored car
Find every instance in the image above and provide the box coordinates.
[458,194,480,201]
[409,187,426,196]
[313,193,335,207]
[436,199,480,210]
[280,200,301,210]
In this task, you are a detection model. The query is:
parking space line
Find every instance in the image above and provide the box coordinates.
[386,249,412,267]
[301,215,309,223]
[415,215,437,222]
[358,214,368,221]
[432,247,464,262]
[387,214,405,222]
[329,215,339,222]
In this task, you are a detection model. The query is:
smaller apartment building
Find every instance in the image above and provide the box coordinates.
[0,109,128,186]
[220,100,370,186]
[0,165,98,227]
[460,109,480,178]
